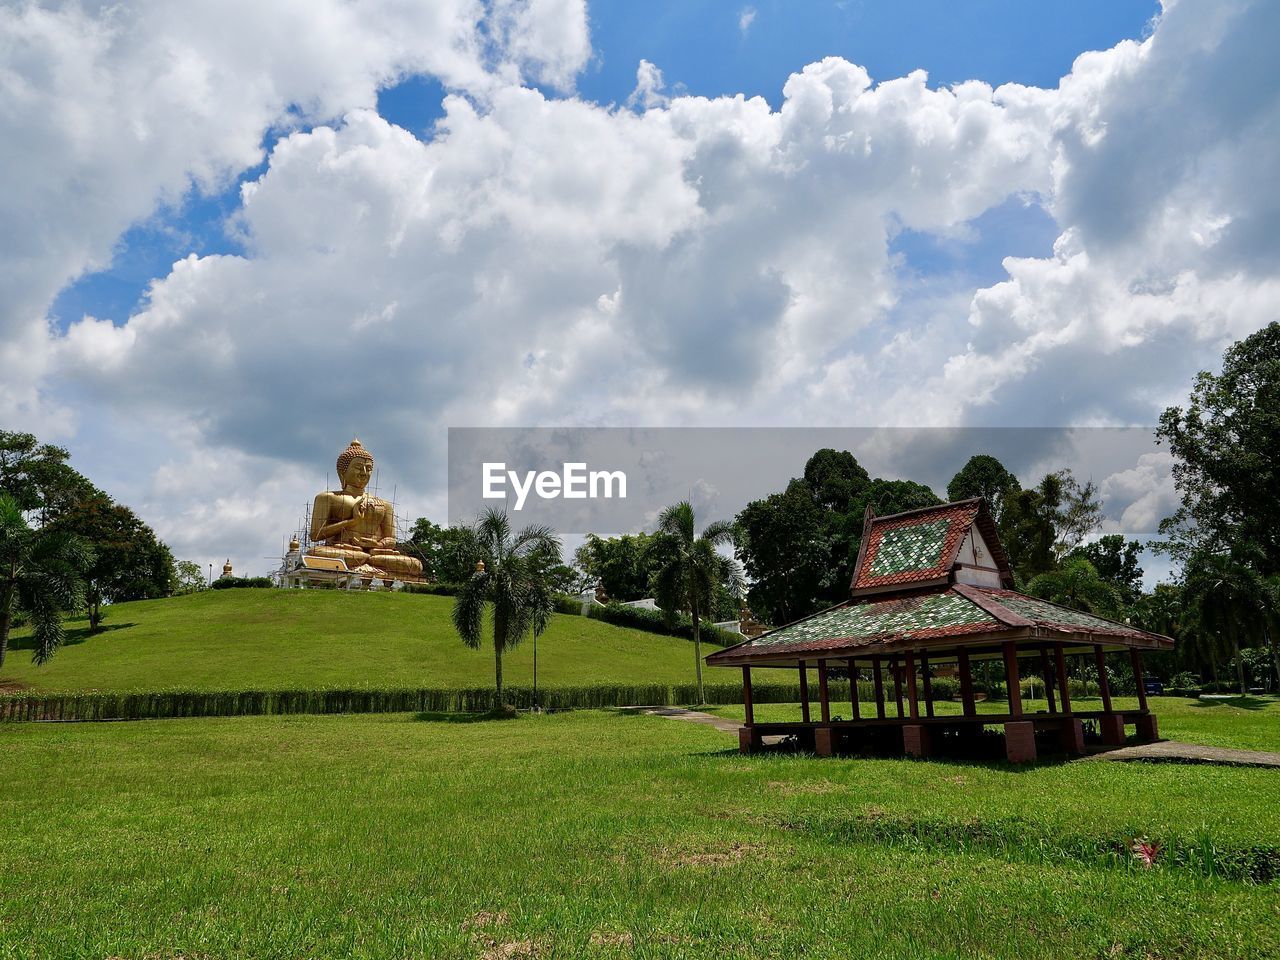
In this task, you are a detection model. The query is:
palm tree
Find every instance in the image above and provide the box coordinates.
[651,501,743,705]
[1183,550,1267,696]
[0,493,90,669]
[452,508,560,709]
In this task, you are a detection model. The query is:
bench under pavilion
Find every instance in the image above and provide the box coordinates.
[705,499,1172,763]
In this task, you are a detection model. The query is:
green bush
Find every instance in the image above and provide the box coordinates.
[585,602,738,647]
[552,593,584,615]
[926,676,961,701]
[402,581,463,597]
[211,576,274,590]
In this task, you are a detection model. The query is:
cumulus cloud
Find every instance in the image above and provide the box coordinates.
[5,0,1279,576]
[0,0,590,427]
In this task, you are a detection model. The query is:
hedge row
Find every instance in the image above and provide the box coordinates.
[584,602,740,647]
[401,586,741,647]
[0,680,870,723]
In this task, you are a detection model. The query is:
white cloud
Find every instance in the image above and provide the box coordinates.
[0,0,590,429]
[5,0,1279,578]
[739,7,757,35]
[627,59,668,110]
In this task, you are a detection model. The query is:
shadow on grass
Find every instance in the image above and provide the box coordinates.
[1189,695,1273,711]
[410,709,520,724]
[7,622,135,651]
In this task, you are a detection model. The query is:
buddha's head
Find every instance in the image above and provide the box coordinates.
[337,438,375,493]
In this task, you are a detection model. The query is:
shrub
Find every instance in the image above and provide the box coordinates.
[926,676,960,701]
[403,581,463,596]
[585,602,738,647]
[1169,671,1201,692]
[552,592,584,615]
[211,576,273,590]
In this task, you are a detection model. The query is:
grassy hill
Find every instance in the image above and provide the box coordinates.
[1,589,717,695]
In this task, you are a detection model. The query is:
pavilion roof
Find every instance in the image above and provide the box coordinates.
[705,583,1171,666]
[851,498,1014,596]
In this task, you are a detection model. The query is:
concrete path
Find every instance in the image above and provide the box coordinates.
[629,706,743,734]
[1086,740,1280,768]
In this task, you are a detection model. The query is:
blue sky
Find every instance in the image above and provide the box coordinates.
[51,0,1158,334]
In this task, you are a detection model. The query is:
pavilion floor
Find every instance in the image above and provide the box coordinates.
[738,709,1159,763]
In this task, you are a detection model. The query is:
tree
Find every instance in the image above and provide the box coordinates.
[0,493,91,669]
[49,493,175,631]
[451,509,560,707]
[852,478,942,518]
[734,479,833,626]
[651,501,743,704]
[173,560,207,595]
[1157,322,1280,573]
[573,532,663,601]
[1182,550,1269,695]
[1069,535,1144,607]
[0,430,99,524]
[406,518,482,583]
[1026,556,1124,619]
[1001,470,1102,583]
[947,454,1020,523]
[803,448,871,512]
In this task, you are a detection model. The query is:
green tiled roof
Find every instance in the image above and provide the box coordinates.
[867,519,950,577]
[994,593,1136,635]
[751,591,997,649]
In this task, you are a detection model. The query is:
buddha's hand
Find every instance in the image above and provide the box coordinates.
[353,535,381,550]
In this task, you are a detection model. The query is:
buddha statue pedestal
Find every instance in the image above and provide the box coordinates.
[302,439,427,585]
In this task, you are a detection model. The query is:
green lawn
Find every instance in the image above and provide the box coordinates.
[706,694,1280,754]
[2,709,1278,959]
[0,590,709,693]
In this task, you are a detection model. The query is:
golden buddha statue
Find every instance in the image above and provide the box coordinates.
[307,439,423,579]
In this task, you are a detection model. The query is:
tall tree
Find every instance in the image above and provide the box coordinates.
[0,493,90,669]
[405,518,482,583]
[573,532,663,601]
[734,479,832,626]
[1069,535,1144,607]
[1158,321,1280,573]
[1001,470,1102,583]
[0,430,99,524]
[1026,556,1124,619]
[1182,550,1269,695]
[451,509,560,707]
[803,448,871,512]
[947,454,1021,523]
[50,493,175,631]
[652,501,742,705]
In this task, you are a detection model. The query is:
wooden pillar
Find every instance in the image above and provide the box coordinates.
[920,652,935,718]
[892,657,905,717]
[742,666,754,726]
[905,652,920,720]
[1131,649,1149,712]
[872,656,886,719]
[817,659,831,724]
[958,649,976,717]
[1038,646,1058,713]
[1002,641,1023,717]
[1094,646,1113,713]
[848,658,861,719]
[1054,643,1073,715]
[799,662,811,723]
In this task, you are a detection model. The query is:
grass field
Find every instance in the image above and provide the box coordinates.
[0,590,709,694]
[3,701,1279,959]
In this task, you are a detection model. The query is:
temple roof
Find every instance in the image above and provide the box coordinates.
[705,583,1171,665]
[851,498,1014,595]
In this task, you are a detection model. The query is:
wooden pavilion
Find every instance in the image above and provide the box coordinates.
[705,499,1172,763]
